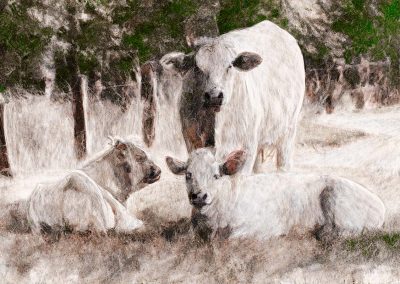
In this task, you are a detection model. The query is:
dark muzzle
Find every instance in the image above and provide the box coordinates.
[143,165,161,184]
[203,92,223,112]
[189,192,208,208]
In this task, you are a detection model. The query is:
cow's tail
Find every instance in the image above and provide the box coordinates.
[0,200,31,233]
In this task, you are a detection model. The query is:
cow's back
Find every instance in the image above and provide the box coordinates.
[28,172,115,234]
[230,173,324,238]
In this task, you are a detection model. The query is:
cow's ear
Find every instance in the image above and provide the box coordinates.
[115,139,128,151]
[232,52,262,71]
[219,150,246,176]
[166,156,188,175]
[162,52,195,74]
[114,140,128,160]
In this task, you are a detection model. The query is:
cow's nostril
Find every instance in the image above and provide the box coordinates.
[202,194,208,200]
[149,166,156,177]
[218,92,223,99]
[204,92,211,100]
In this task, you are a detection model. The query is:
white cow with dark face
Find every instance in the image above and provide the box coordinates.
[169,20,305,173]
[166,149,385,241]
[28,137,161,235]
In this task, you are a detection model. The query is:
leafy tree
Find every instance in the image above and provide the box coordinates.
[332,0,399,84]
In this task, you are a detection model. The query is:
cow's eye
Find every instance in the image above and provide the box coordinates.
[122,163,131,173]
[214,174,220,180]
[135,154,146,163]
[185,172,192,180]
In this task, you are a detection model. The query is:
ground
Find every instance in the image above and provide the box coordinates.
[1,105,400,283]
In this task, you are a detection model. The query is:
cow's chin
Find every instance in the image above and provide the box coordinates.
[203,104,222,112]
[140,174,161,185]
[212,106,221,112]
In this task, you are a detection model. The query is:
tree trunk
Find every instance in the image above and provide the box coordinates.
[72,75,86,160]
[67,45,86,160]
[140,62,157,147]
[0,104,11,177]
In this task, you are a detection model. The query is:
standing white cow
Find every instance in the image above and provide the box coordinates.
[168,20,305,173]
[28,137,161,235]
[166,149,385,241]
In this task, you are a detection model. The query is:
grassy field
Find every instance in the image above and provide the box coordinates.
[2,105,400,283]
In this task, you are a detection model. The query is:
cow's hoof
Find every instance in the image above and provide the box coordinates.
[115,216,144,234]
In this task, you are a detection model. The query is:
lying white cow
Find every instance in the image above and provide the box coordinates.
[28,137,161,235]
[166,149,385,241]
[168,20,305,172]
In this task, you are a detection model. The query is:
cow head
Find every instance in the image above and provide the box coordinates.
[166,148,246,208]
[109,137,161,202]
[168,39,262,112]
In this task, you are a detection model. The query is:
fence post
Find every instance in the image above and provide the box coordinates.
[0,103,11,177]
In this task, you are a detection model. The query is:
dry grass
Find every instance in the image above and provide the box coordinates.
[2,220,400,283]
[2,107,400,283]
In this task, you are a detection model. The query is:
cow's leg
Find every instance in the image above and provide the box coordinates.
[96,186,144,233]
[242,144,259,174]
[253,146,265,173]
[276,127,297,171]
[62,175,113,233]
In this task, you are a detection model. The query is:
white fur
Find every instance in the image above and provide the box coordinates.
[195,21,305,172]
[127,176,191,223]
[28,170,142,234]
[182,149,385,240]
[27,139,156,234]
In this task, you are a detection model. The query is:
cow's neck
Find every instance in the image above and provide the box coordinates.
[81,158,136,204]
[214,75,255,161]
[200,177,239,233]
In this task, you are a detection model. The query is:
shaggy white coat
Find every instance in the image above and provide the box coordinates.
[194,21,305,172]
[176,149,385,240]
[28,170,142,234]
[27,138,158,234]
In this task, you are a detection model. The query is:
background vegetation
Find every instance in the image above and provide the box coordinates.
[0,0,399,97]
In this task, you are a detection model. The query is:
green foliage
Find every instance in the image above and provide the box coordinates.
[75,20,110,50]
[122,32,152,63]
[345,232,400,257]
[54,51,73,93]
[332,0,399,81]
[0,1,51,90]
[120,0,198,62]
[303,40,332,68]
[77,52,99,75]
[217,0,287,34]
[116,57,135,73]
[381,233,400,247]
[0,84,5,93]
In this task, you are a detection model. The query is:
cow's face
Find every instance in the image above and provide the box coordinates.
[111,138,161,198]
[166,148,246,208]
[170,42,262,112]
